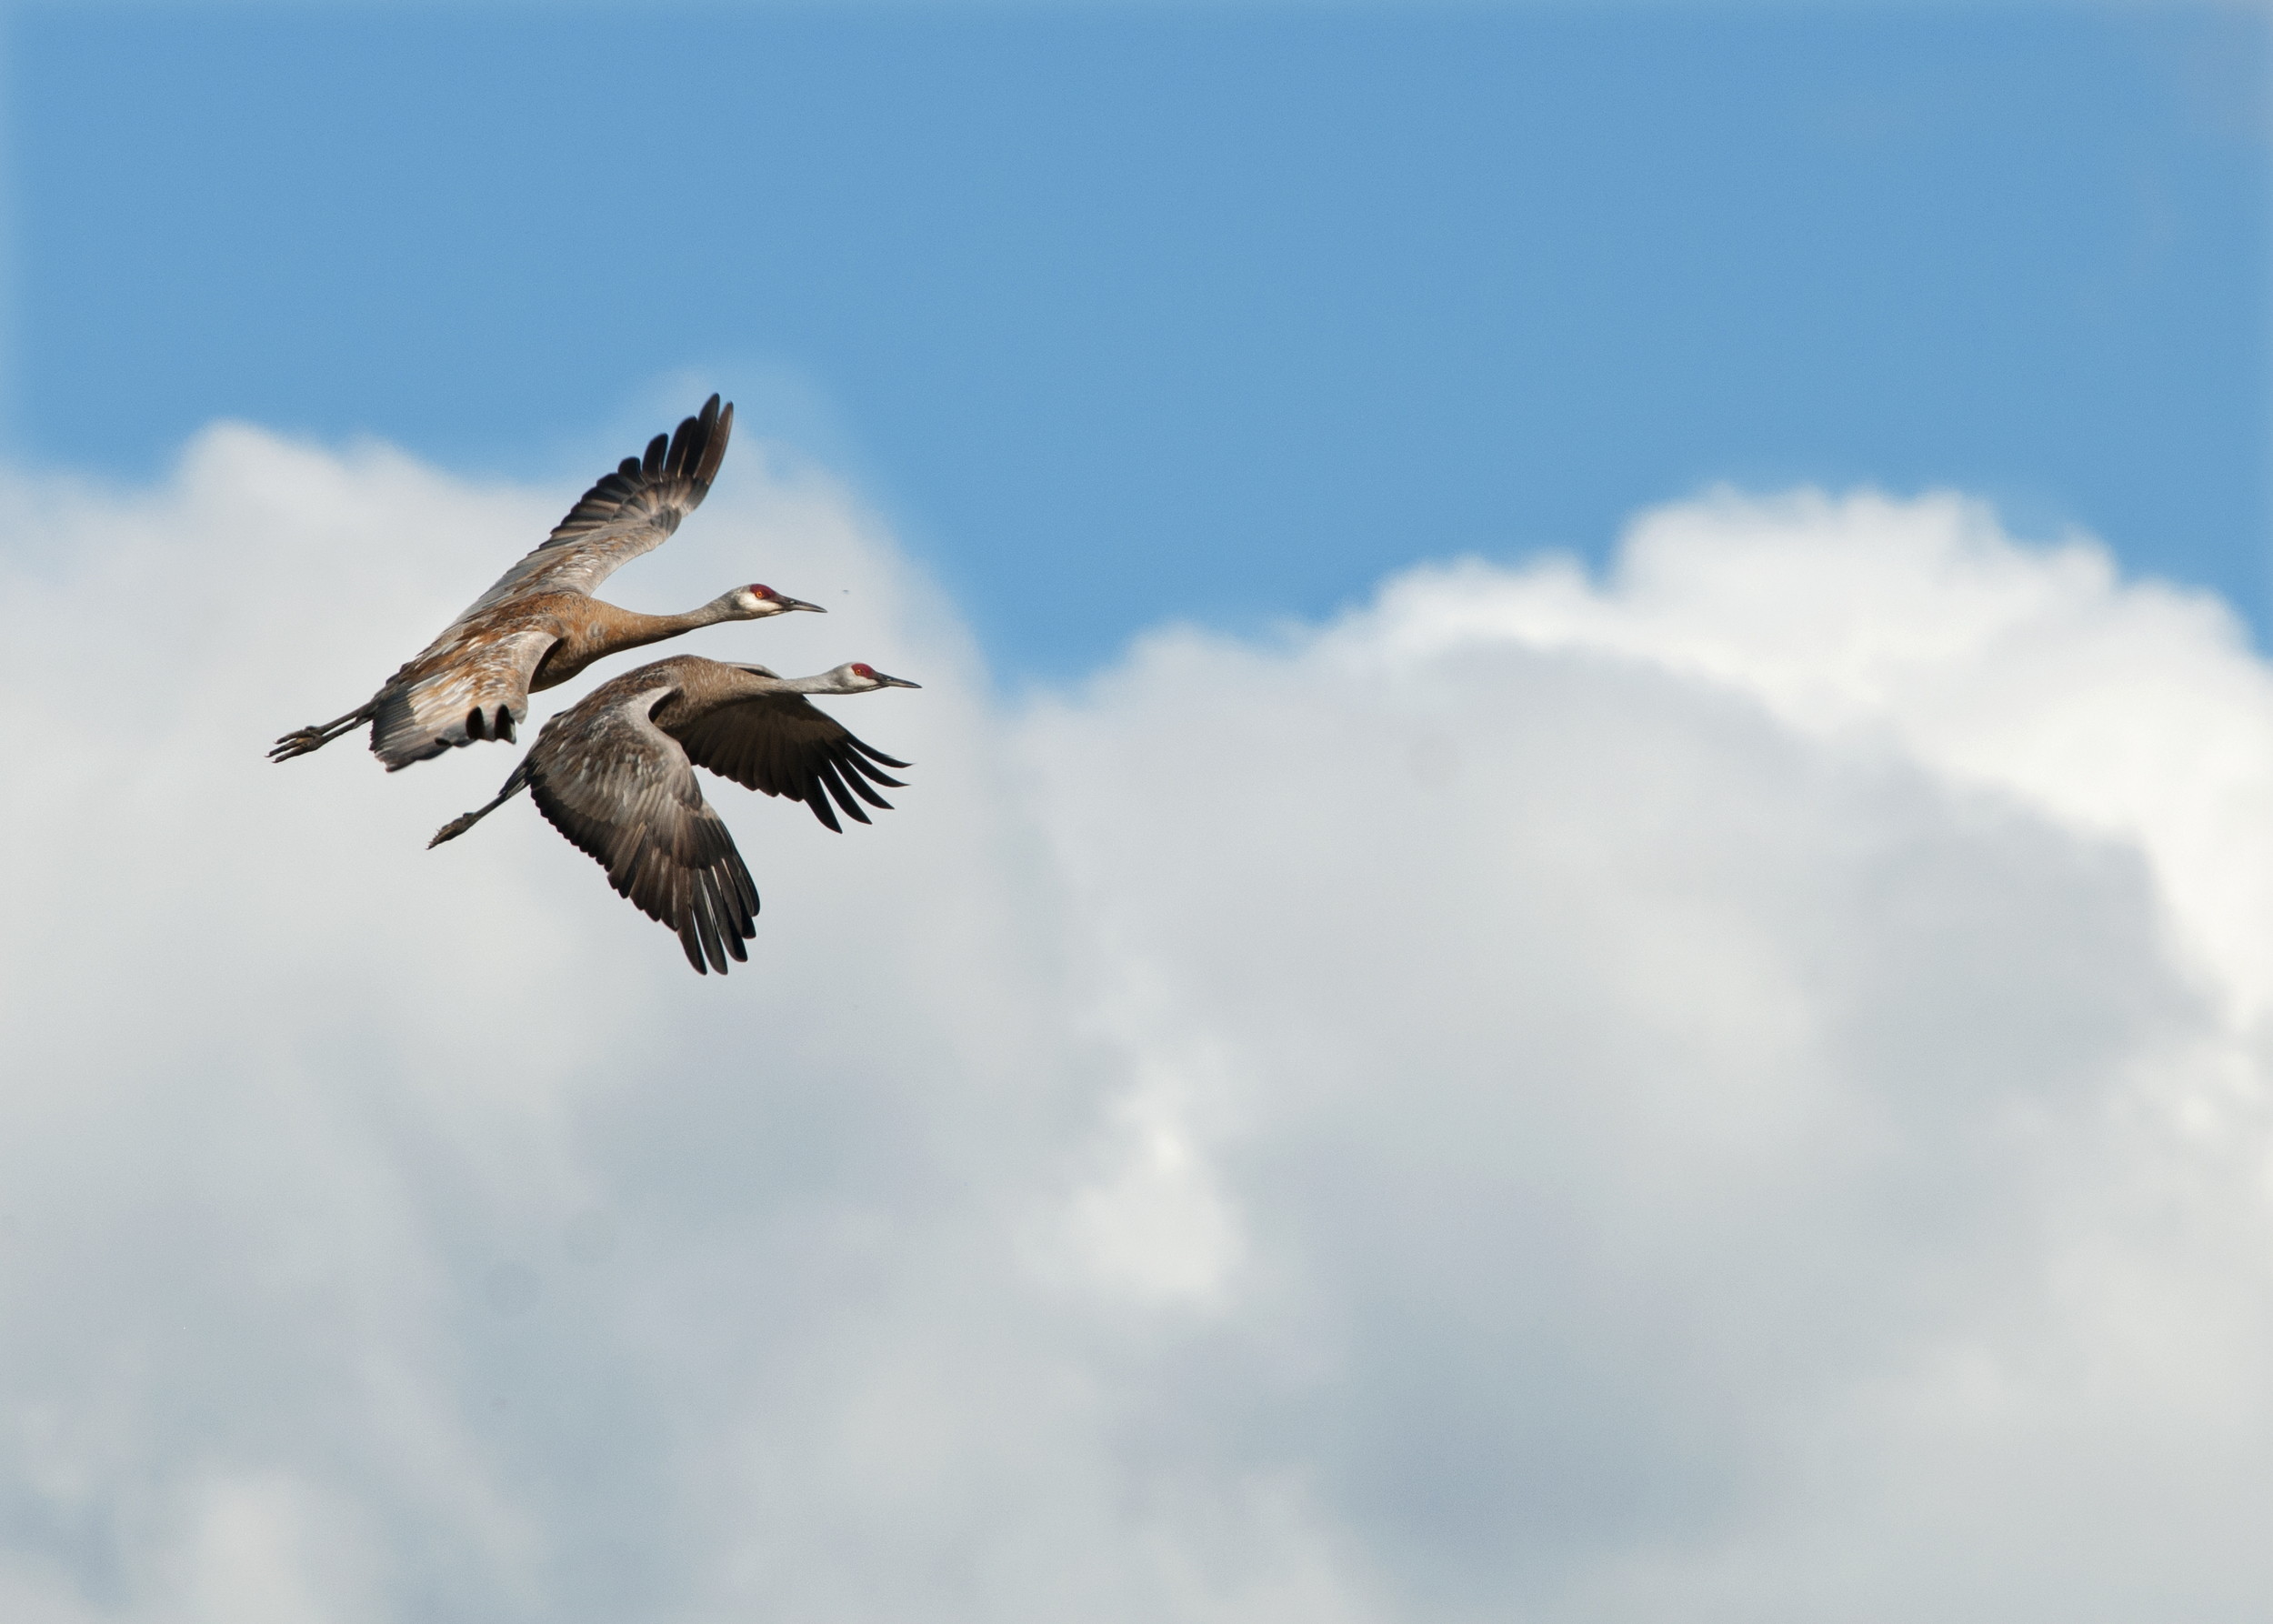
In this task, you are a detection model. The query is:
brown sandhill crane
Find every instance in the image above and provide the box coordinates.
[269,395,825,770]
[429,653,920,975]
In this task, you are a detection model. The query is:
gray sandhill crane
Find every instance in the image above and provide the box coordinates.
[429,653,920,975]
[269,395,825,770]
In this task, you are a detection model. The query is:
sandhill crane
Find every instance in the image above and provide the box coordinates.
[269,395,825,770]
[428,654,920,974]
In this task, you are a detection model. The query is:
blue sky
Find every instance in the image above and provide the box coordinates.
[13,9,2273,1619]
[6,3,2266,679]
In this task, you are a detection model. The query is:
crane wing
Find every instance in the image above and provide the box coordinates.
[369,626,556,770]
[669,692,911,834]
[524,682,759,975]
[453,394,735,621]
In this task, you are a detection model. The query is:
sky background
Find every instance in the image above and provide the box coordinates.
[5,2,2267,677]
[7,4,2273,1622]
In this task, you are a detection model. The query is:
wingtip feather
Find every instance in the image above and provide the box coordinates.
[695,401,733,487]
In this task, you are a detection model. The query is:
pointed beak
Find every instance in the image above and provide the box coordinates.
[776,596,826,614]
[874,672,921,688]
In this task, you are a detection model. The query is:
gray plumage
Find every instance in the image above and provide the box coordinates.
[269,396,827,771]
[429,654,920,975]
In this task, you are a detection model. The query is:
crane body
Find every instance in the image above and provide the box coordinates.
[269,396,825,771]
[429,655,919,974]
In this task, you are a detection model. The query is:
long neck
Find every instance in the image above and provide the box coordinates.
[656,662,833,728]
[710,667,869,705]
[535,596,744,691]
[591,596,740,654]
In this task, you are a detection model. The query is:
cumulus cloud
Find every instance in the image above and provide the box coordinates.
[2,428,2270,1621]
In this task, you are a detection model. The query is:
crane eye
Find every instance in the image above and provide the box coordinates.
[749,584,776,599]
[851,663,876,678]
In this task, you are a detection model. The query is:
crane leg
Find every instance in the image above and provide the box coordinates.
[268,705,374,762]
[428,760,534,848]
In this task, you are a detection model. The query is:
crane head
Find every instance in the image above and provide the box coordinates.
[728,584,826,617]
[846,662,922,690]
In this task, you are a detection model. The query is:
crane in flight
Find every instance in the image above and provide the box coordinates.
[428,654,920,975]
[268,395,825,770]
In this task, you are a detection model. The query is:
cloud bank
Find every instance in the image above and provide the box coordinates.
[2,427,2270,1622]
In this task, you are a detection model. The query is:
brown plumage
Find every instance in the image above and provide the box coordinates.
[269,396,826,770]
[428,654,921,975]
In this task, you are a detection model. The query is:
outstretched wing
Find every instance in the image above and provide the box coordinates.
[456,394,735,620]
[369,626,555,770]
[668,692,911,834]
[524,681,759,975]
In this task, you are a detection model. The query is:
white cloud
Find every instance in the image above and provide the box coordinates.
[2,429,2271,1620]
